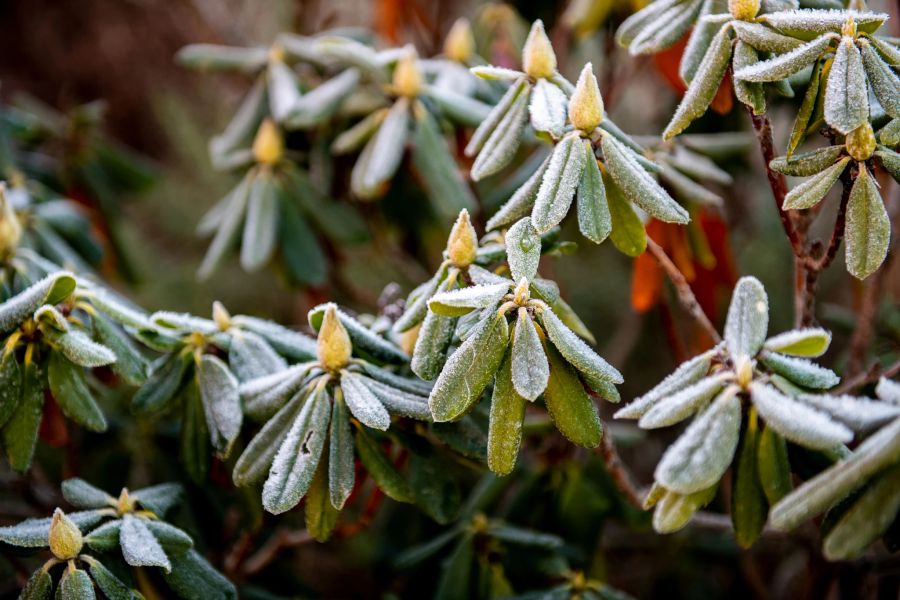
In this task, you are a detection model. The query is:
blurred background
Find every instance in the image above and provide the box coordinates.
[0,0,898,598]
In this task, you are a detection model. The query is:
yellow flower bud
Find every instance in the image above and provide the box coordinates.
[212,301,231,331]
[117,488,136,515]
[735,356,753,389]
[845,122,876,161]
[0,185,22,260]
[841,15,857,38]
[729,0,760,21]
[523,20,557,79]
[252,118,284,166]
[568,63,604,132]
[446,209,478,268]
[49,509,83,560]
[392,47,422,98]
[513,277,530,305]
[444,18,475,63]
[317,304,352,371]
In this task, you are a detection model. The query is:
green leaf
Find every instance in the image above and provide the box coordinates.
[487,351,527,475]
[532,135,586,234]
[824,37,869,134]
[233,389,307,486]
[429,314,509,422]
[628,0,702,55]
[267,59,301,122]
[61,478,114,509]
[328,394,355,510]
[0,271,76,333]
[121,513,171,571]
[181,383,209,484]
[822,465,900,560]
[724,276,768,358]
[262,387,331,514]
[860,41,899,118]
[731,411,767,548]
[423,84,492,128]
[411,309,457,381]
[655,389,742,494]
[757,423,792,504]
[760,10,887,40]
[602,133,688,223]
[132,349,192,414]
[198,174,250,280]
[197,355,242,458]
[278,194,327,286]
[361,376,431,421]
[486,156,549,232]
[409,448,461,524]
[782,157,849,210]
[652,484,718,533]
[540,307,622,384]
[286,69,361,128]
[0,510,106,548]
[84,557,139,600]
[332,108,387,155]
[876,147,900,182]
[428,283,509,317]
[733,42,766,115]
[759,351,839,389]
[163,550,237,600]
[2,357,44,471]
[20,569,52,600]
[770,145,845,177]
[0,353,22,428]
[47,351,106,432]
[505,217,542,282]
[731,20,803,53]
[734,33,835,82]
[487,523,562,547]
[638,374,729,429]
[577,140,611,244]
[763,327,831,357]
[305,453,340,542]
[410,102,476,219]
[175,44,267,72]
[340,371,391,430]
[231,315,316,361]
[604,172,646,257]
[663,26,733,140]
[543,343,602,448]
[354,426,412,502]
[434,533,475,600]
[92,312,148,385]
[467,79,530,180]
[144,520,193,556]
[228,329,286,382]
[351,97,410,199]
[394,527,464,569]
[749,382,851,450]
[84,520,122,552]
[511,310,549,401]
[616,350,714,419]
[57,567,96,600]
[132,483,183,517]
[240,170,279,272]
[529,78,567,137]
[845,167,890,280]
[681,0,730,84]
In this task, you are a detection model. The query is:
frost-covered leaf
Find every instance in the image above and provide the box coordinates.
[845,166,890,280]
[724,277,768,358]
[782,157,850,210]
[877,378,900,404]
[824,37,869,134]
[770,417,900,531]
[262,387,330,514]
[61,478,114,509]
[286,69,361,128]
[638,375,730,429]
[511,309,549,401]
[680,0,729,84]
[233,390,307,486]
[231,314,317,361]
[411,307,456,381]
[354,427,412,502]
[770,146,845,177]
[84,556,138,600]
[48,351,107,432]
[2,359,45,471]
[652,485,718,534]
[629,0,703,55]
[799,393,900,431]
[361,377,432,420]
[43,326,116,369]
[0,510,106,547]
[616,0,683,48]
[876,146,900,182]
[604,172,647,257]
[121,514,171,571]
[163,550,237,600]
[328,396,355,509]
[734,34,835,82]
[731,20,803,53]
[240,167,279,272]
[543,343,602,447]
[309,304,407,364]
[860,41,900,118]
[601,134,688,223]
[505,218,542,282]
[655,389,742,494]
[228,329,287,381]
[576,140,611,243]
[663,26,733,140]
[467,79,530,180]
[0,271,76,333]
[93,312,148,385]
[615,350,715,419]
[529,78,567,137]
[822,465,900,560]
[488,351,527,475]
[351,97,409,199]
[757,424,792,504]
[132,483,183,517]
[198,355,242,458]
[428,283,509,317]
[532,135,587,233]
[759,351,839,389]
[749,382,851,449]
[761,9,888,40]
[340,371,391,430]
[540,307,622,384]
[470,66,523,80]
[763,328,831,356]
[240,362,312,421]
[486,156,549,231]
[430,313,508,422]
[267,60,302,122]
[788,59,823,155]
[58,567,95,600]
[733,41,766,116]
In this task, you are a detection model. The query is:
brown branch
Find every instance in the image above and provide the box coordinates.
[241,528,315,577]
[646,237,722,344]
[834,358,900,395]
[597,428,645,510]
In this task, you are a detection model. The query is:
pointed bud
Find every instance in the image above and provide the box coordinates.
[49,509,83,560]
[522,20,557,79]
[116,488,136,515]
[513,277,530,305]
[0,184,22,260]
[317,304,352,371]
[393,47,422,97]
[268,44,286,64]
[736,356,753,389]
[399,323,420,356]
[841,15,857,38]
[212,301,231,331]
[845,122,875,161]
[444,18,475,63]
[446,209,478,268]
[252,118,284,166]
[728,0,760,21]
[569,64,604,132]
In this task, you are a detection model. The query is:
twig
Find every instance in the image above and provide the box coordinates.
[834,358,900,395]
[646,237,722,344]
[597,428,645,510]
[241,528,315,577]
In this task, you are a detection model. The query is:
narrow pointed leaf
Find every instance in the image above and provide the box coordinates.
[576,139,611,243]
[529,78,567,137]
[48,351,107,432]
[329,394,355,510]
[340,371,391,430]
[428,283,509,317]
[2,359,44,471]
[759,351,839,389]
[121,514,171,571]
[198,355,242,458]
[861,41,900,118]
[824,37,869,134]
[750,382,851,449]
[505,217,541,282]
[352,98,409,199]
[487,351,527,475]
[543,343,602,447]
[604,172,646,257]
[845,167,890,280]
[0,272,76,333]
[724,276,768,358]
[638,374,729,429]
[511,310,549,401]
[823,465,900,560]
[233,389,308,486]
[541,307,623,384]
[734,34,835,82]
[532,135,586,233]
[354,426,412,502]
